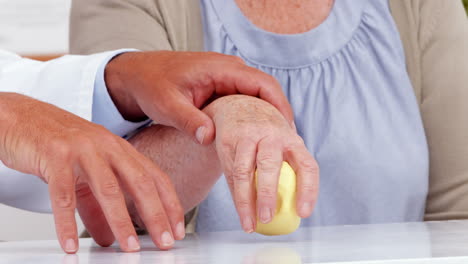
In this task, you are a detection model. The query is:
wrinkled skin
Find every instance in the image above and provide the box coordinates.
[127,95,319,233]
[206,95,319,232]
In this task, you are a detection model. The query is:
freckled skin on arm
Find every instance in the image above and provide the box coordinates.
[127,95,318,233]
[128,125,222,213]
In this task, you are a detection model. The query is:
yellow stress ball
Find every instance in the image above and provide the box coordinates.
[255,162,301,236]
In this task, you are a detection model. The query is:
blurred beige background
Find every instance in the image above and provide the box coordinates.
[0,0,84,241]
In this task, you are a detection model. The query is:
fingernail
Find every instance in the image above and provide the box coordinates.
[161,231,174,247]
[242,216,254,233]
[127,236,140,251]
[64,239,77,253]
[300,202,311,217]
[176,222,186,239]
[259,207,272,224]
[196,126,206,144]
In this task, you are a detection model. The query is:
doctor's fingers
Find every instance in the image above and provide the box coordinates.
[111,141,183,248]
[80,155,141,252]
[76,184,115,248]
[284,140,319,219]
[47,167,79,254]
[152,87,216,146]
[126,142,186,241]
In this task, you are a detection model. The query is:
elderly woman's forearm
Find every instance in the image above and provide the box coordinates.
[128,125,222,213]
[128,94,294,216]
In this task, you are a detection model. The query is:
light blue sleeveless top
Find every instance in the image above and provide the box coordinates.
[197,0,429,232]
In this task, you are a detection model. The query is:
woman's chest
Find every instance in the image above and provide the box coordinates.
[234,0,333,34]
[201,0,428,166]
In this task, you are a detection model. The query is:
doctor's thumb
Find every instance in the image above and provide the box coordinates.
[168,102,216,145]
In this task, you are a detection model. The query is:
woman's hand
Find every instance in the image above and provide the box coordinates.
[0,93,184,253]
[204,95,319,233]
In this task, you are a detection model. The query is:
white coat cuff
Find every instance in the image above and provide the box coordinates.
[92,50,150,138]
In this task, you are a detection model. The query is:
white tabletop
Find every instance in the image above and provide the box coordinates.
[2,220,468,264]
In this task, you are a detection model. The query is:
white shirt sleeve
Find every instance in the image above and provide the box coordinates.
[0,49,146,212]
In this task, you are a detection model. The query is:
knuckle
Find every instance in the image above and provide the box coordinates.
[257,155,277,172]
[49,139,72,159]
[285,138,306,152]
[157,173,174,189]
[180,118,195,134]
[75,185,93,199]
[257,186,276,199]
[74,135,96,153]
[219,135,235,149]
[237,121,259,133]
[300,159,319,175]
[300,183,318,194]
[292,136,306,146]
[99,179,121,198]
[233,165,252,182]
[166,201,183,214]
[148,211,168,224]
[198,73,214,89]
[225,174,235,187]
[132,173,153,191]
[53,192,75,209]
[112,217,132,231]
[236,199,250,210]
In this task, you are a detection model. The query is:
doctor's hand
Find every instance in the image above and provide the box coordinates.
[204,95,319,233]
[104,51,294,145]
[0,93,184,253]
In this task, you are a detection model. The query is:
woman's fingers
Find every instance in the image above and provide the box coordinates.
[47,168,79,254]
[255,138,283,224]
[81,155,140,252]
[285,143,319,218]
[232,139,257,233]
[110,148,176,250]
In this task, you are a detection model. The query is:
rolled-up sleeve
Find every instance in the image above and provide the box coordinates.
[92,50,150,137]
